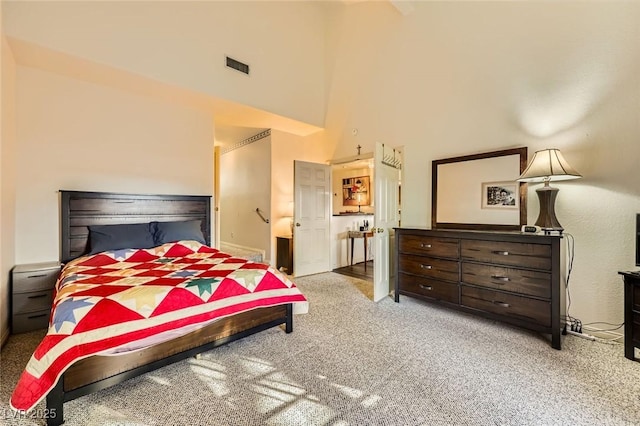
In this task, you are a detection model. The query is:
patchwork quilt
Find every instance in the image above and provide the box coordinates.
[10,241,308,413]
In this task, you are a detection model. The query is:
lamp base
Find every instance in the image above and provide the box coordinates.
[534,184,564,234]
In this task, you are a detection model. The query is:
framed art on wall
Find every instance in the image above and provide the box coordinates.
[342,176,370,206]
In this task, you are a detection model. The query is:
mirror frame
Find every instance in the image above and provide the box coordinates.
[431,147,528,231]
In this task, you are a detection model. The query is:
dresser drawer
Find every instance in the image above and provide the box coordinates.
[399,273,459,304]
[12,289,55,313]
[12,309,51,334]
[13,264,60,293]
[461,240,551,270]
[461,263,551,299]
[399,235,459,259]
[399,254,459,282]
[461,286,550,327]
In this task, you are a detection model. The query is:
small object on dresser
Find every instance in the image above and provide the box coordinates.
[11,261,61,334]
[521,225,542,233]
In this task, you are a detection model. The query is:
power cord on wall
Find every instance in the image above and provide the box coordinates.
[562,233,580,334]
[561,232,625,342]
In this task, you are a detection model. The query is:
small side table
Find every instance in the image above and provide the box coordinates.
[348,230,374,270]
[276,236,293,274]
[619,271,640,362]
[12,261,61,333]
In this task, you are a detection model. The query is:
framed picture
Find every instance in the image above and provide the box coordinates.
[481,181,519,210]
[342,176,370,206]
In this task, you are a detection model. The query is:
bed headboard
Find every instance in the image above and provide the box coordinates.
[60,190,212,263]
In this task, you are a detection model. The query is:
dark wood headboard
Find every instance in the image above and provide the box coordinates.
[60,190,211,263]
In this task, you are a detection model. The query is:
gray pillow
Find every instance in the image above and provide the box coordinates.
[153,220,205,245]
[88,223,156,255]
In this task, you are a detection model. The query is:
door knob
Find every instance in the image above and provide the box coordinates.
[295,223,301,227]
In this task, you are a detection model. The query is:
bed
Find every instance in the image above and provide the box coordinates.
[10,190,308,426]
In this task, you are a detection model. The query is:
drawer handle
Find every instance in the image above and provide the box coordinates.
[27,313,48,319]
[27,274,47,279]
[493,301,510,308]
[490,275,510,282]
[27,294,48,299]
[419,284,433,291]
[492,251,510,256]
[420,264,432,270]
[420,243,432,249]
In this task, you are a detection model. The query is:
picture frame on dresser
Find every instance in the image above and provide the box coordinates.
[432,147,528,231]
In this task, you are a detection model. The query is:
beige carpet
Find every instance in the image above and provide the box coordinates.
[2,272,640,425]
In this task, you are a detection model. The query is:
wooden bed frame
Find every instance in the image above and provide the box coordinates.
[46,191,293,426]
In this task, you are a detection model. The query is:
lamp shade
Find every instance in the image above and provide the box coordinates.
[517,149,582,183]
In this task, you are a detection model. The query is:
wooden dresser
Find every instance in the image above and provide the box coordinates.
[394,228,564,349]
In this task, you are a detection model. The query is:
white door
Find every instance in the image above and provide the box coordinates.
[373,143,402,302]
[293,160,331,277]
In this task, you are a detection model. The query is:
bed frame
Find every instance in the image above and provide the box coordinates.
[46,191,293,426]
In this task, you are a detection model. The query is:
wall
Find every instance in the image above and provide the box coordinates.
[3,1,326,128]
[15,66,214,263]
[1,33,17,344]
[219,135,272,261]
[324,1,640,335]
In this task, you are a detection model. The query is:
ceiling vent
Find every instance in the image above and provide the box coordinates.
[226,56,249,75]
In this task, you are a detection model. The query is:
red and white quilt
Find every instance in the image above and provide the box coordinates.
[10,241,308,413]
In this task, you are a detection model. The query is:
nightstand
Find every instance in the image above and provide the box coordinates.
[12,261,61,334]
[276,236,293,275]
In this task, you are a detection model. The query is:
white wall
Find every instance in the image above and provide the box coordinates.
[15,66,214,263]
[219,135,272,261]
[1,33,17,344]
[3,1,326,128]
[324,1,640,334]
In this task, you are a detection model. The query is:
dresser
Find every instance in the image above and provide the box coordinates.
[395,228,564,349]
[12,262,61,333]
[618,271,640,362]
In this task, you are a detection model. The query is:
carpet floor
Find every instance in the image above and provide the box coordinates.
[1,272,640,425]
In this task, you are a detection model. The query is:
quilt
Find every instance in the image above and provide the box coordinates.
[10,241,308,413]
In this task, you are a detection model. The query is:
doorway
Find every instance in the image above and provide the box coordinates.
[330,155,375,283]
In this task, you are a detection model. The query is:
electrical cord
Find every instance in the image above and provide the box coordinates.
[583,321,624,331]
[563,233,579,333]
[562,233,625,340]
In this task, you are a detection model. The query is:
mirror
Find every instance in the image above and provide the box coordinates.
[432,147,528,231]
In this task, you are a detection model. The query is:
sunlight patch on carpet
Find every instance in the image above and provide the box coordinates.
[264,399,336,425]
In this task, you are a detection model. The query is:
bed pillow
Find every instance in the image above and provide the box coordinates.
[153,220,206,245]
[88,222,156,255]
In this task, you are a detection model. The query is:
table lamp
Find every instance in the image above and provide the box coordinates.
[517,148,582,234]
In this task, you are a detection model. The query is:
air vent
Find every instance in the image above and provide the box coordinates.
[226,56,250,75]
